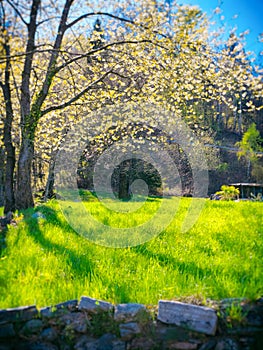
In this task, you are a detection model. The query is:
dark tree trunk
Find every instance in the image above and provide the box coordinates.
[118,171,130,200]
[15,0,41,210]
[16,139,34,210]
[14,0,73,210]
[118,161,132,200]
[0,147,5,207]
[247,159,251,182]
[3,93,15,214]
[0,32,16,213]
[3,142,15,213]
[44,159,55,201]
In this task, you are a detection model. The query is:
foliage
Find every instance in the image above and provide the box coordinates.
[250,192,263,202]
[220,302,248,328]
[251,163,263,183]
[215,185,240,201]
[236,123,263,181]
[0,196,262,308]
[236,123,263,163]
[0,0,262,212]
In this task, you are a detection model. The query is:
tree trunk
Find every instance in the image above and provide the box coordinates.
[16,139,34,210]
[0,147,5,207]
[247,159,251,182]
[0,36,16,213]
[3,142,15,213]
[238,96,242,135]
[44,158,55,201]
[118,166,130,200]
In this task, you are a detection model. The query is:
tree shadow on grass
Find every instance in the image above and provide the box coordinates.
[21,205,95,281]
[131,244,229,297]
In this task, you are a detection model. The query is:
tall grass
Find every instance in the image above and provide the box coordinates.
[0,195,262,308]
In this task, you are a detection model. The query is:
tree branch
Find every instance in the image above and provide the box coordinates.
[66,11,169,39]
[20,0,41,121]
[53,39,160,75]
[32,0,74,113]
[40,68,114,116]
[66,11,137,30]
[6,0,28,27]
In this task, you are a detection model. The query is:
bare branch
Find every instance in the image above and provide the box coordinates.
[0,39,158,64]
[10,64,21,104]
[66,11,137,30]
[6,0,28,27]
[41,68,114,116]
[0,45,56,64]
[66,11,169,39]
[20,0,41,120]
[37,16,62,27]
[32,0,74,112]
[54,39,159,75]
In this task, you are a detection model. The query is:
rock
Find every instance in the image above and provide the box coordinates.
[245,306,263,327]
[219,298,247,309]
[20,319,43,335]
[129,337,159,350]
[168,342,198,350]
[111,340,126,350]
[0,323,15,338]
[0,212,13,227]
[156,324,190,342]
[226,326,263,335]
[74,335,98,350]
[238,337,256,350]
[97,334,117,350]
[198,339,217,350]
[55,299,78,311]
[39,307,54,318]
[22,342,58,350]
[40,327,58,342]
[0,344,12,350]
[78,296,114,313]
[73,321,88,334]
[0,305,38,323]
[31,212,46,220]
[75,333,125,350]
[158,300,218,336]
[114,303,146,322]
[60,312,89,333]
[215,338,239,350]
[119,322,141,340]
[40,300,78,318]
[98,333,116,341]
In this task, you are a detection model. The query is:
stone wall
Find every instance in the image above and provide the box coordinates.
[0,296,262,350]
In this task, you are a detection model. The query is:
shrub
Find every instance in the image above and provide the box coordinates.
[215,185,240,201]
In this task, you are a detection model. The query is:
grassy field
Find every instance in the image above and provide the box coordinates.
[0,194,262,309]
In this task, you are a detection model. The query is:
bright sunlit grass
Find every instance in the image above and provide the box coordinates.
[0,193,262,308]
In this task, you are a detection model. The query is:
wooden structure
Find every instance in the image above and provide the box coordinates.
[229,183,263,199]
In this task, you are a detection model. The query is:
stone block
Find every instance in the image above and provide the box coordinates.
[158,300,217,336]
[78,296,113,313]
[0,305,38,323]
[0,323,15,338]
[55,299,78,311]
[20,319,43,335]
[114,303,146,322]
[168,342,198,349]
[119,322,141,340]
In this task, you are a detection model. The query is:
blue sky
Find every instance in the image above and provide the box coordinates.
[178,0,263,57]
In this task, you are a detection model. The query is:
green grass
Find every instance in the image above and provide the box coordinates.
[0,194,262,308]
